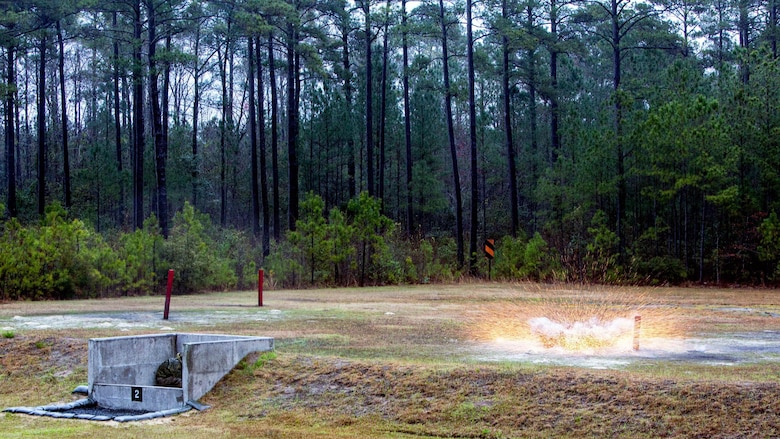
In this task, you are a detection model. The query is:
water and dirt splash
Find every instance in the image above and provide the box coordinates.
[527,316,635,350]
[4,285,780,370]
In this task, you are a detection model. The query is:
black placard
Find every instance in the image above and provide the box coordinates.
[131,386,143,402]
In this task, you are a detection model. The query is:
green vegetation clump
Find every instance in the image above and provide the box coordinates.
[7,195,780,301]
[0,202,237,300]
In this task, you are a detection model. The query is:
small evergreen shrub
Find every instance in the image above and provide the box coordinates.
[163,202,236,294]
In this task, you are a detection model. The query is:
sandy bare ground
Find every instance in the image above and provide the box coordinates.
[3,283,780,367]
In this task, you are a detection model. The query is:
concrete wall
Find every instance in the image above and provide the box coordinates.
[88,334,176,389]
[91,384,184,412]
[88,333,273,412]
[183,336,274,402]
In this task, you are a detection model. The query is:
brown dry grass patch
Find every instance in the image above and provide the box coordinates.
[208,353,780,438]
[3,283,780,437]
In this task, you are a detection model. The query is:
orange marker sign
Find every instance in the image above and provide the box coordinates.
[484,239,495,259]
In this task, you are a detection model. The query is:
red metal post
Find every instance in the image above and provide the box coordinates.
[163,269,174,320]
[258,269,264,307]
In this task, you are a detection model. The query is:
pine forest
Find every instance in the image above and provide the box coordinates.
[2,0,780,299]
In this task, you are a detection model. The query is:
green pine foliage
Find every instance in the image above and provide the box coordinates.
[0,203,122,300]
[163,202,237,294]
[759,212,780,280]
[12,193,779,301]
[118,216,164,295]
[270,192,401,287]
[492,233,560,282]
[584,210,622,284]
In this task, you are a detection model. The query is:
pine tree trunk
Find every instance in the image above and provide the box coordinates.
[269,34,281,240]
[612,0,625,262]
[467,0,479,274]
[248,37,260,237]
[132,0,145,230]
[378,2,390,208]
[112,12,124,227]
[342,22,356,200]
[192,20,201,209]
[549,0,560,163]
[287,21,299,230]
[5,45,16,217]
[440,0,464,267]
[257,36,270,257]
[503,0,518,238]
[363,0,374,197]
[402,0,413,234]
[56,21,71,209]
[149,5,168,237]
[37,33,47,217]
[219,45,228,227]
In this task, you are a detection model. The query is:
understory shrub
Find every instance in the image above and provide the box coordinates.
[0,203,121,300]
[162,202,237,294]
[0,198,717,301]
[276,192,398,287]
[633,256,688,285]
[492,232,560,281]
[759,211,780,280]
[118,216,163,295]
[584,210,623,283]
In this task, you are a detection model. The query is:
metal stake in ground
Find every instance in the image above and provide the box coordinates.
[258,269,264,307]
[163,269,174,320]
[633,315,641,351]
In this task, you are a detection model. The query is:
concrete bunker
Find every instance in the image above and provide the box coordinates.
[4,333,274,421]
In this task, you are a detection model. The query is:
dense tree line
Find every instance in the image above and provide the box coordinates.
[3,0,780,295]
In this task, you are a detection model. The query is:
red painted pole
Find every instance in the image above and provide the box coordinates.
[163,269,174,320]
[258,269,264,307]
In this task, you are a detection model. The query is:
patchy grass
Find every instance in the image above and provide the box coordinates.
[216,353,780,438]
[2,283,780,437]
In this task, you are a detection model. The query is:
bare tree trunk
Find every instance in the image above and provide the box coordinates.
[218,45,228,227]
[363,0,374,197]
[378,1,390,209]
[132,0,145,230]
[192,17,201,208]
[37,33,47,217]
[341,21,356,200]
[5,45,16,217]
[738,0,750,83]
[526,6,539,190]
[228,29,237,225]
[56,21,71,209]
[112,11,124,227]
[287,21,300,230]
[269,34,281,239]
[248,37,260,237]
[162,34,171,223]
[149,4,168,237]
[402,0,413,233]
[440,0,464,267]
[549,0,560,164]
[503,0,518,238]
[256,36,270,257]
[467,0,479,274]
[612,0,626,262]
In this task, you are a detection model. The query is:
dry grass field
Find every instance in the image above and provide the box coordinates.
[2,282,780,438]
